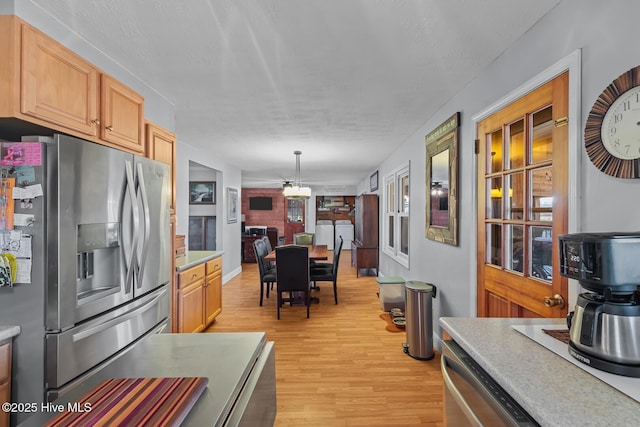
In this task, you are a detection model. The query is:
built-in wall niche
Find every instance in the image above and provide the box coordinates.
[189,216,216,250]
[188,161,221,250]
[316,195,355,223]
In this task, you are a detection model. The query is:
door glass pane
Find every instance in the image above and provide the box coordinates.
[486,224,502,267]
[188,217,204,251]
[505,224,524,273]
[507,119,524,169]
[487,129,503,173]
[530,226,552,282]
[487,177,502,219]
[400,217,409,255]
[387,216,394,249]
[287,199,303,223]
[531,106,553,163]
[530,167,553,221]
[206,217,216,250]
[505,172,523,220]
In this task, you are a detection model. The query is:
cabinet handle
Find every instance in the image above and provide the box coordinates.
[191,273,198,279]
[106,125,113,131]
[91,118,101,125]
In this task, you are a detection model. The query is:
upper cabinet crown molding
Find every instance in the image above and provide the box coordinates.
[0,15,145,155]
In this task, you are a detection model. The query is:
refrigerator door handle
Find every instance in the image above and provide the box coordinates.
[136,162,151,289]
[71,288,167,342]
[125,160,139,293]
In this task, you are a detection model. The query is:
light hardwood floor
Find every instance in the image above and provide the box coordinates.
[205,251,445,426]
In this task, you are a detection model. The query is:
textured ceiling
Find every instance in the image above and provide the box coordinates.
[28,0,560,188]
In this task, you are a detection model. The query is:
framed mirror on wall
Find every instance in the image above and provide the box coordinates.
[425,112,459,246]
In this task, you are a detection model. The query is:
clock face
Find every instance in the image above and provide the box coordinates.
[601,85,640,160]
[584,65,640,178]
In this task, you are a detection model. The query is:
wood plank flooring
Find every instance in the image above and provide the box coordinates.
[205,252,445,426]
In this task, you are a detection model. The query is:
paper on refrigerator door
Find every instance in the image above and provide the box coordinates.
[12,184,43,199]
[13,214,35,226]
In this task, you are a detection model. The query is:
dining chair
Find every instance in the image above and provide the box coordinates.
[293,232,317,282]
[260,236,275,268]
[261,235,273,253]
[293,232,315,245]
[310,236,343,304]
[275,245,311,319]
[253,238,276,306]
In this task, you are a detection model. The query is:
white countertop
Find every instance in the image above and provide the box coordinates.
[175,251,223,272]
[0,325,20,341]
[440,317,640,427]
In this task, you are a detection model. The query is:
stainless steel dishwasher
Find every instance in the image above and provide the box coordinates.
[441,340,539,426]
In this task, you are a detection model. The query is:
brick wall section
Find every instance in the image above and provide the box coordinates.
[241,188,286,235]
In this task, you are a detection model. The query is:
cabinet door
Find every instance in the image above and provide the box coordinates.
[205,258,222,325]
[0,381,8,427]
[0,342,10,427]
[146,122,176,214]
[178,279,205,333]
[205,272,222,325]
[101,74,144,154]
[21,23,99,136]
[170,217,177,332]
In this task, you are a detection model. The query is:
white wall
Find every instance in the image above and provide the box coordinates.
[371,0,640,338]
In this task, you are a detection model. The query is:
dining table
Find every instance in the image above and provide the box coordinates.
[264,244,328,262]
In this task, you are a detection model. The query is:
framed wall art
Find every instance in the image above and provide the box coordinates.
[189,181,215,204]
[370,170,379,192]
[227,187,238,223]
[425,112,459,246]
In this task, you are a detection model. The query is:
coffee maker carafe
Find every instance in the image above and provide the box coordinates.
[559,232,640,377]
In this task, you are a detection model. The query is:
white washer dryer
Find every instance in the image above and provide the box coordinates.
[315,220,334,250]
[335,220,354,251]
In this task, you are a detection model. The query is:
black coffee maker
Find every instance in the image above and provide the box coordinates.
[559,232,640,377]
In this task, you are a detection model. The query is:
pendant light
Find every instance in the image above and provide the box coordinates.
[283,150,311,200]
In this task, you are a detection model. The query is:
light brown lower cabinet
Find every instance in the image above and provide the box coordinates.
[0,341,12,427]
[178,264,206,333]
[177,257,222,333]
[205,258,223,325]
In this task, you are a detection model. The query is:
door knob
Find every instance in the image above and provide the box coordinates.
[544,293,565,309]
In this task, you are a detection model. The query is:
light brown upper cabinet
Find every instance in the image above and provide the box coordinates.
[99,75,144,153]
[146,121,176,214]
[0,16,145,154]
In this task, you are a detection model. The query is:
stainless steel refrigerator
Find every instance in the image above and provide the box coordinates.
[0,134,171,424]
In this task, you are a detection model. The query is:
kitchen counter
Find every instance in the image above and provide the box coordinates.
[0,325,20,341]
[440,317,640,427]
[176,250,223,272]
[19,332,276,427]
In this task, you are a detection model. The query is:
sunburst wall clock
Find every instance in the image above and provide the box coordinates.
[584,65,640,178]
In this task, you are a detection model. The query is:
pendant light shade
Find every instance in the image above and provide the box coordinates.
[283,150,311,200]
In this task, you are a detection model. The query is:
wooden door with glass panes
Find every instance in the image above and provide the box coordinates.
[284,198,305,244]
[477,72,569,318]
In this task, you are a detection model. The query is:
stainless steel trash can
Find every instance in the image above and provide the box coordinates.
[403,281,437,360]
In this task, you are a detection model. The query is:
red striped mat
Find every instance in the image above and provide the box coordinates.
[45,377,208,427]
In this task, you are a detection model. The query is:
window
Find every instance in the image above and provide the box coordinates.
[383,163,410,267]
